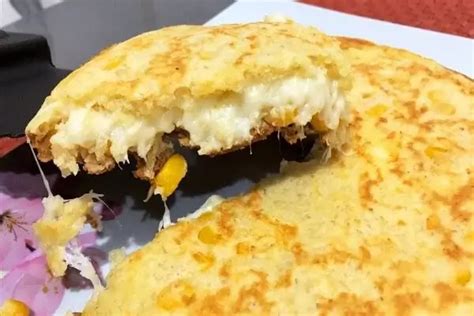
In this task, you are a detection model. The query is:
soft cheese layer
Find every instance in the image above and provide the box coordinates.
[29,69,346,176]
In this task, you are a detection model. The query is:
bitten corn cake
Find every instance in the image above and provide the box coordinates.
[25,19,351,197]
[82,37,474,315]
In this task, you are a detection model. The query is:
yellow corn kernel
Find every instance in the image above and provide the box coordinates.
[236,242,251,255]
[465,231,474,243]
[103,56,124,70]
[197,226,219,244]
[433,102,456,115]
[198,50,213,60]
[366,104,388,118]
[0,299,30,316]
[426,214,440,230]
[156,281,195,311]
[198,212,214,222]
[154,154,188,198]
[455,270,471,286]
[424,146,447,158]
[310,115,329,132]
[427,91,455,115]
[427,90,442,102]
[192,252,215,270]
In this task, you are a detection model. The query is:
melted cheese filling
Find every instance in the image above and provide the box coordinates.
[49,69,346,175]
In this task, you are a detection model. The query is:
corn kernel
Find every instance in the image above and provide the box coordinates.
[154,154,188,198]
[424,146,447,158]
[455,270,471,286]
[103,56,124,70]
[156,281,195,311]
[192,252,215,270]
[426,214,440,230]
[427,91,455,115]
[0,299,30,316]
[427,90,442,102]
[433,103,455,115]
[198,226,219,244]
[465,231,474,243]
[236,242,251,255]
[198,51,213,59]
[156,295,180,311]
[198,212,214,222]
[366,104,388,118]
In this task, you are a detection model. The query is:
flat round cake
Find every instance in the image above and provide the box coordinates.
[83,37,474,315]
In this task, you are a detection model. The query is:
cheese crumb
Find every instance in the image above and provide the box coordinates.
[33,193,97,277]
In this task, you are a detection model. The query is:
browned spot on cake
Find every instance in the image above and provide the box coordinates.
[176,222,194,241]
[312,249,356,266]
[429,179,473,223]
[450,178,474,222]
[219,261,231,278]
[359,246,372,263]
[440,231,474,260]
[251,210,298,247]
[149,39,189,94]
[336,36,375,49]
[234,52,252,65]
[387,131,397,139]
[291,242,310,264]
[217,208,234,238]
[377,117,388,125]
[275,270,293,288]
[390,163,405,178]
[155,279,195,311]
[435,282,474,310]
[441,233,465,260]
[393,292,428,315]
[128,249,144,263]
[233,270,273,314]
[317,293,381,316]
[358,169,383,208]
[426,214,441,230]
[374,276,388,294]
[193,287,230,316]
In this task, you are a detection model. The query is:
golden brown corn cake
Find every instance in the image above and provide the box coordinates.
[81,37,474,315]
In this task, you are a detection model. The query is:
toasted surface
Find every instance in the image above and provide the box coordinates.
[26,21,350,179]
[83,37,474,315]
[37,22,349,113]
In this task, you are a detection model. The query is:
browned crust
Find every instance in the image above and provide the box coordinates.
[28,131,117,175]
[336,36,474,82]
[27,131,54,163]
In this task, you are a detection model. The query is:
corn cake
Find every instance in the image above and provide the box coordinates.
[82,37,474,315]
